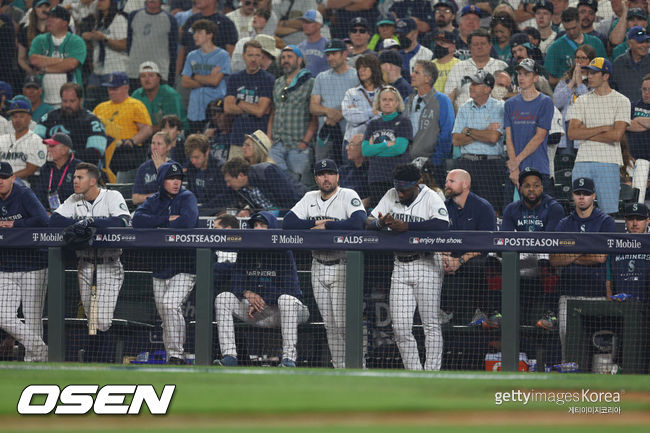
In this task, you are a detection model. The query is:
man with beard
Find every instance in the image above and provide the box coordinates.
[434,1,458,35]
[283,158,366,368]
[368,163,449,370]
[441,169,499,327]
[501,167,565,326]
[268,45,317,185]
[577,0,608,48]
[35,83,108,166]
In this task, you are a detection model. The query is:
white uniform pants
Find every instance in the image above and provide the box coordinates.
[77,259,124,332]
[0,270,48,362]
[558,295,606,362]
[153,274,196,359]
[215,292,309,362]
[390,255,444,371]
[311,260,347,368]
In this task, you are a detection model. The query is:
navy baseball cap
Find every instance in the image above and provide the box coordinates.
[510,33,532,49]
[164,162,184,180]
[47,5,70,22]
[469,70,495,88]
[0,81,13,98]
[627,26,650,43]
[43,133,72,148]
[578,0,598,12]
[433,0,458,14]
[533,0,553,13]
[572,177,595,194]
[324,39,347,53]
[395,18,417,35]
[518,167,543,185]
[625,202,649,218]
[0,161,13,177]
[314,159,338,174]
[23,75,42,89]
[102,72,129,87]
[378,49,403,67]
[7,99,32,115]
[460,5,485,18]
[349,16,369,30]
[582,57,612,74]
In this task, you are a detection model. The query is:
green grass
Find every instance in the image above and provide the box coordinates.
[1,363,648,432]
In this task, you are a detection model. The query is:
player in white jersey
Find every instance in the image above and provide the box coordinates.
[49,162,131,335]
[282,159,367,368]
[368,163,450,371]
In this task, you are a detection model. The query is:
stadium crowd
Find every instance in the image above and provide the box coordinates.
[0,0,649,370]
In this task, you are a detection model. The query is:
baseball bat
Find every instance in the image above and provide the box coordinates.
[88,249,99,335]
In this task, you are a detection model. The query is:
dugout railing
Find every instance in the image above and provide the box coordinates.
[1,228,648,372]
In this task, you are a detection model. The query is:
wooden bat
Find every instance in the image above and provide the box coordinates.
[88,249,98,335]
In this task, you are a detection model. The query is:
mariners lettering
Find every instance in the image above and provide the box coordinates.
[0,151,28,162]
[246,270,277,277]
[391,214,425,223]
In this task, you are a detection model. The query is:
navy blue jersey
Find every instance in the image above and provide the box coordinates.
[184,155,229,207]
[132,161,199,279]
[501,194,565,232]
[364,113,413,184]
[607,253,650,303]
[226,69,275,147]
[132,159,159,195]
[0,182,49,272]
[35,108,108,166]
[555,207,616,233]
[446,192,497,258]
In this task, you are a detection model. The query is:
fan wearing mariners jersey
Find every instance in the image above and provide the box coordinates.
[0,161,49,362]
[49,162,131,337]
[368,164,450,371]
[282,158,367,368]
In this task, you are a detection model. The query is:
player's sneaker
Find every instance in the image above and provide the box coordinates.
[279,358,296,367]
[536,311,558,330]
[167,356,185,365]
[482,311,502,329]
[469,309,487,326]
[214,355,238,366]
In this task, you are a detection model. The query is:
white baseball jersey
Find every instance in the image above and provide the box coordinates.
[371,185,449,227]
[55,188,130,258]
[290,187,364,261]
[0,130,46,187]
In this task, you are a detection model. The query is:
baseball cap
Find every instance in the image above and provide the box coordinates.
[469,70,495,88]
[624,202,649,218]
[164,162,184,180]
[324,39,347,53]
[0,81,12,98]
[395,18,417,35]
[460,5,485,18]
[377,13,396,26]
[382,38,400,49]
[299,9,323,25]
[244,130,272,155]
[47,5,70,22]
[510,32,532,49]
[627,26,650,43]
[516,58,539,73]
[23,75,42,89]
[518,167,543,185]
[533,0,553,14]
[281,44,303,58]
[139,61,160,75]
[43,133,72,148]
[0,161,13,178]
[255,34,281,59]
[627,7,647,20]
[433,0,459,14]
[349,16,369,30]
[7,99,32,115]
[314,159,338,175]
[572,177,595,194]
[582,57,612,74]
[378,49,402,67]
[35,0,51,6]
[577,0,597,12]
[434,31,457,44]
[102,71,130,87]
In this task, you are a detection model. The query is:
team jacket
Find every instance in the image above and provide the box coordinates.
[501,194,565,232]
[230,211,303,305]
[132,161,199,279]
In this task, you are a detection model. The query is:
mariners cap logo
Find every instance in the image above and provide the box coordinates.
[321,161,327,167]
[579,178,584,186]
[633,204,639,211]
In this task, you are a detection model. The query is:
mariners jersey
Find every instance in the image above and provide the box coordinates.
[607,253,650,302]
[501,194,564,232]
[54,188,130,259]
[371,185,449,225]
[0,131,47,187]
[290,187,364,261]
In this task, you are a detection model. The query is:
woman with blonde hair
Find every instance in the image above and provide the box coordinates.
[242,130,275,165]
[362,85,413,206]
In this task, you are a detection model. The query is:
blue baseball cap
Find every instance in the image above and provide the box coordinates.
[7,99,32,115]
[582,57,612,75]
[395,18,417,35]
[627,26,650,43]
[102,72,130,87]
[281,44,303,58]
[0,81,12,98]
[572,177,595,194]
[460,5,486,17]
[299,9,323,24]
[324,39,347,53]
[314,159,338,174]
[0,161,13,177]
